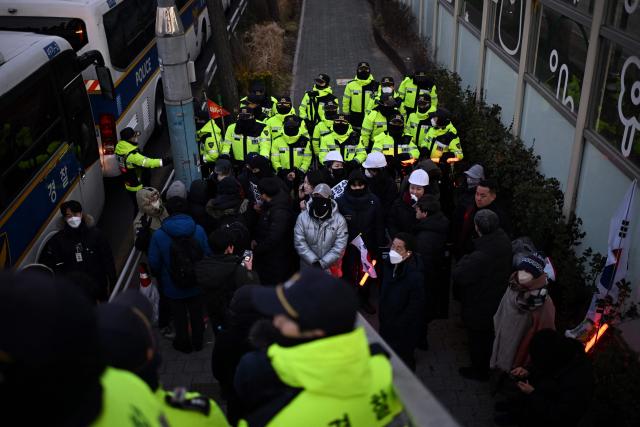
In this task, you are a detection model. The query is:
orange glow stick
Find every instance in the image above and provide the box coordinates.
[584,323,609,353]
[359,260,377,287]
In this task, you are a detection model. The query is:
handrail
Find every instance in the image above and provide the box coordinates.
[357,314,461,427]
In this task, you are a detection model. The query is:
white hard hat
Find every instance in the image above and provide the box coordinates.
[408,169,429,186]
[362,151,387,168]
[324,151,344,163]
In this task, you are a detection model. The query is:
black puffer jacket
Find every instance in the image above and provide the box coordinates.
[365,169,398,217]
[188,179,215,234]
[253,190,297,285]
[452,228,512,330]
[336,189,385,253]
[414,211,450,280]
[387,192,418,238]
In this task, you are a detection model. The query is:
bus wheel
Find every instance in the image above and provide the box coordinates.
[153,84,167,136]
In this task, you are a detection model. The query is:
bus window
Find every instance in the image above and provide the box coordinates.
[103,0,156,70]
[62,75,99,169]
[0,16,88,51]
[0,71,64,212]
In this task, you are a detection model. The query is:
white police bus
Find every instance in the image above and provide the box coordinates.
[0,31,114,269]
[0,0,212,177]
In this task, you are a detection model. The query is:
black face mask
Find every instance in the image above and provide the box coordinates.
[357,71,370,80]
[417,104,430,114]
[331,168,346,180]
[333,122,349,135]
[276,105,291,115]
[414,76,428,86]
[380,106,395,117]
[348,187,366,197]
[236,118,253,133]
[325,110,338,120]
[284,124,300,137]
[388,125,403,136]
[311,196,332,219]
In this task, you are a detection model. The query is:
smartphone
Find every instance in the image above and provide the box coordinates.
[241,249,253,264]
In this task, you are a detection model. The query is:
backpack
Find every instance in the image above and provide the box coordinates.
[169,233,204,289]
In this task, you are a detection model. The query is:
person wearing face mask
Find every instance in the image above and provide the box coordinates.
[342,62,380,128]
[311,100,339,161]
[196,109,224,178]
[371,113,420,176]
[299,73,338,136]
[387,169,428,238]
[365,76,401,115]
[237,153,275,222]
[39,200,116,302]
[321,150,347,188]
[223,107,272,168]
[398,69,438,116]
[362,151,398,217]
[296,169,331,212]
[240,80,278,119]
[271,115,312,190]
[336,170,385,314]
[265,96,299,142]
[319,114,367,169]
[361,94,402,151]
[293,183,348,274]
[378,232,425,370]
[422,108,464,161]
[406,95,437,150]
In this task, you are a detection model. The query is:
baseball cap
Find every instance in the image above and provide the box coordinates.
[312,183,332,198]
[324,151,344,163]
[389,113,404,126]
[250,268,358,336]
[357,61,370,71]
[238,107,254,120]
[381,76,394,86]
[408,169,429,186]
[363,151,387,168]
[464,164,485,180]
[277,96,292,107]
[315,73,330,86]
[214,158,233,174]
[120,127,140,141]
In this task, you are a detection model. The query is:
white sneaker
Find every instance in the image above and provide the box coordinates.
[565,319,594,342]
[161,325,176,340]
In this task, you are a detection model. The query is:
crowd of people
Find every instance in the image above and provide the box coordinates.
[1,64,594,427]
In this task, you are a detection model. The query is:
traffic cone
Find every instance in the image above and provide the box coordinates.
[139,263,152,288]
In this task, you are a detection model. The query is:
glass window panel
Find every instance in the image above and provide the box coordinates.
[457,24,480,89]
[607,1,640,43]
[492,0,525,60]
[593,42,640,168]
[436,8,454,69]
[461,0,483,30]
[483,48,518,126]
[533,7,589,115]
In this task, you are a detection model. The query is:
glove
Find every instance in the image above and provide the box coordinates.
[161,156,173,166]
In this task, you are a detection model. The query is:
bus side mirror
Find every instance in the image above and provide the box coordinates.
[96,66,114,100]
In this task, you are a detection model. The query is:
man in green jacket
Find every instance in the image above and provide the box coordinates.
[299,73,338,137]
[234,268,407,427]
[342,62,380,129]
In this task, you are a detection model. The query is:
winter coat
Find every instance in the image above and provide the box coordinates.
[379,255,425,354]
[387,192,418,238]
[194,254,260,328]
[294,199,348,269]
[206,176,250,231]
[40,216,116,296]
[253,190,296,285]
[133,187,169,252]
[452,228,512,331]
[452,198,511,259]
[336,189,385,253]
[148,214,211,299]
[188,179,216,234]
[365,170,398,217]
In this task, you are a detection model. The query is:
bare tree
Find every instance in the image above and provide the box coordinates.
[206,0,239,109]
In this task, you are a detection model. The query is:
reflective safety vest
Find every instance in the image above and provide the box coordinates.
[115,139,163,192]
[343,75,380,116]
[406,109,436,148]
[311,119,333,158]
[319,130,367,164]
[360,108,399,148]
[266,109,303,142]
[299,86,338,125]
[398,76,438,116]
[239,328,407,427]
[371,132,420,160]
[156,388,230,427]
[270,133,312,172]
[423,124,464,160]
[197,120,223,164]
[365,90,401,115]
[91,368,167,427]
[222,122,271,163]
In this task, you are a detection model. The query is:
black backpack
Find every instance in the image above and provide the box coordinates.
[169,233,204,289]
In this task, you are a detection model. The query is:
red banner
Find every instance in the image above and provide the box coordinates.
[207,99,230,119]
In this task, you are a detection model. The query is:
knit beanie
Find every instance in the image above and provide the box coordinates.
[166,180,187,200]
[517,253,546,278]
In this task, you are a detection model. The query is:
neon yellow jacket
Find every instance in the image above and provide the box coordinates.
[223,122,271,161]
[398,76,438,115]
[406,109,436,148]
[365,89,401,115]
[299,86,338,124]
[343,75,379,115]
[91,368,167,427]
[319,129,367,164]
[270,132,312,172]
[156,388,230,427]
[371,132,420,160]
[423,124,464,160]
[266,108,306,142]
[240,95,278,118]
[239,328,406,427]
[115,140,163,191]
[197,120,223,163]
[361,108,395,147]
[311,119,333,158]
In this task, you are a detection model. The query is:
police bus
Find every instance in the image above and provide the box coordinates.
[0,31,114,269]
[0,0,212,177]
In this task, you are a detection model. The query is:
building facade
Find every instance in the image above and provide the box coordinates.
[400,0,640,292]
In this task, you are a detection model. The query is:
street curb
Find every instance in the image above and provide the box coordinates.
[372,26,411,76]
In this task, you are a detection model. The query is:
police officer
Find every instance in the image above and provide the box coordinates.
[398,69,438,116]
[361,93,401,151]
[406,95,437,148]
[115,127,170,215]
[371,113,420,175]
[239,80,278,120]
[234,268,407,426]
[270,115,312,191]
[196,112,223,178]
[299,73,338,136]
[222,107,271,169]
[422,108,463,162]
[319,114,367,171]
[342,62,380,129]
[365,76,401,115]
[311,100,339,162]
[266,96,300,142]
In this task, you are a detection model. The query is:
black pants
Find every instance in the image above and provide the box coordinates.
[127,190,139,218]
[168,295,204,353]
[468,328,494,375]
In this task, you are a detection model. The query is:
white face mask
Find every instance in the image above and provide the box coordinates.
[389,249,404,264]
[151,200,161,209]
[518,270,534,283]
[66,216,82,228]
[410,194,418,205]
[364,169,374,178]
[382,86,393,94]
[430,118,437,127]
